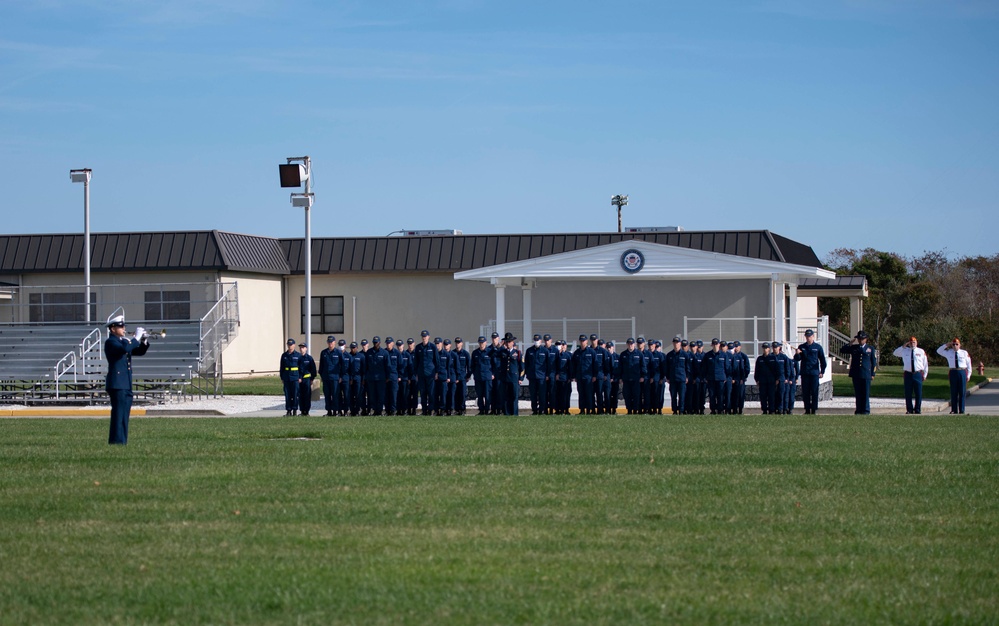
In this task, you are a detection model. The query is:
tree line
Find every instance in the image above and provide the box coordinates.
[819,249,998,367]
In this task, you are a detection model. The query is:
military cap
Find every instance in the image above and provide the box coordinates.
[637,337,646,344]
[326,335,336,343]
[505,335,517,342]
[771,341,781,348]
[597,339,605,346]
[606,341,615,347]
[361,339,368,345]
[543,333,552,340]
[338,339,346,346]
[672,336,682,343]
[654,340,661,347]
[589,333,598,341]
[711,338,720,345]
[491,331,499,338]
[286,338,296,346]
[695,340,703,347]
[107,315,126,329]
[385,336,393,343]
[372,336,381,343]
[478,336,487,343]
[443,339,451,345]
[533,333,541,341]
[579,334,587,341]
[434,337,443,343]
[395,339,403,346]
[406,338,414,344]
[726,342,734,349]
[733,340,741,347]
[681,339,689,347]
[298,343,307,348]
[349,342,357,348]
[421,330,430,337]
[627,338,635,344]
[804,329,814,337]
[856,330,869,339]
[455,337,463,343]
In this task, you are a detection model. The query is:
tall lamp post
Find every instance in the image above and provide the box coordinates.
[70,168,92,323]
[611,194,628,233]
[279,157,313,349]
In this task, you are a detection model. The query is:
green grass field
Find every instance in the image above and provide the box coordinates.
[1,415,997,625]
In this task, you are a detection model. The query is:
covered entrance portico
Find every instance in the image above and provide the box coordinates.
[455,240,836,344]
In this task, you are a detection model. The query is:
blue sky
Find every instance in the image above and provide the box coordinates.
[1,0,996,262]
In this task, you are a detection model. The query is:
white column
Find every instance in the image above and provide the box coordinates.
[522,280,533,344]
[788,282,798,344]
[772,274,786,343]
[493,279,506,338]
[850,296,864,337]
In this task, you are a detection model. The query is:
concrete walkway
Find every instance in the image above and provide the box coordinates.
[2,379,995,417]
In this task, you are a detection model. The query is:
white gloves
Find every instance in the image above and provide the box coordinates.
[134,327,147,342]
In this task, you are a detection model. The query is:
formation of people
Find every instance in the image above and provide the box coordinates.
[276,329,834,416]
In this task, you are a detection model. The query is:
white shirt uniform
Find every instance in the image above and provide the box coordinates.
[893,346,929,379]
[936,345,971,381]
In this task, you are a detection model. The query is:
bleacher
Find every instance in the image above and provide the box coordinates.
[0,322,202,405]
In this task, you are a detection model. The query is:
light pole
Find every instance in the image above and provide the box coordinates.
[611,194,628,233]
[279,157,313,349]
[70,168,92,323]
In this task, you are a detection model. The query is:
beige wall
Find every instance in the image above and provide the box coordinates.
[218,273,285,375]
[284,273,771,346]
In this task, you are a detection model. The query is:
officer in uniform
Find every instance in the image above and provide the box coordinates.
[542,334,557,414]
[336,340,349,414]
[524,334,548,415]
[364,337,388,415]
[840,331,877,414]
[296,343,317,416]
[414,330,438,415]
[454,337,470,415]
[104,316,150,444]
[441,338,456,414]
[496,333,523,415]
[384,337,400,415]
[471,336,494,415]
[358,339,370,414]
[731,341,750,414]
[319,335,342,417]
[606,341,621,413]
[431,337,449,415]
[406,338,419,415]
[485,332,501,414]
[937,338,971,414]
[555,341,573,414]
[702,339,722,414]
[764,342,784,414]
[279,338,301,416]
[777,342,796,414]
[592,335,609,414]
[665,336,690,414]
[690,340,707,414]
[893,336,928,414]
[572,334,597,415]
[345,342,365,416]
[754,343,773,414]
[794,330,827,414]
[618,338,645,414]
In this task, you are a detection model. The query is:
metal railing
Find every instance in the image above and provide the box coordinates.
[479,318,636,346]
[198,282,239,371]
[51,327,103,399]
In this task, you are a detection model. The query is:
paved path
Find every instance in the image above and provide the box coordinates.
[963,380,999,415]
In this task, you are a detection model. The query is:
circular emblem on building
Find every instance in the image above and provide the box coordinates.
[620,249,645,274]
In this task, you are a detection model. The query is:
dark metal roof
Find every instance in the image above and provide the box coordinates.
[799,276,868,290]
[0,231,289,275]
[283,230,823,274]
[0,229,821,276]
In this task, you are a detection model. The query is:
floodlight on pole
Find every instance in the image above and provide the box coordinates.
[70,168,92,323]
[279,156,313,350]
[611,194,629,233]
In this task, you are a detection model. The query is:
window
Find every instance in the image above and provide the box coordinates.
[301,296,344,334]
[144,290,191,321]
[28,292,96,322]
